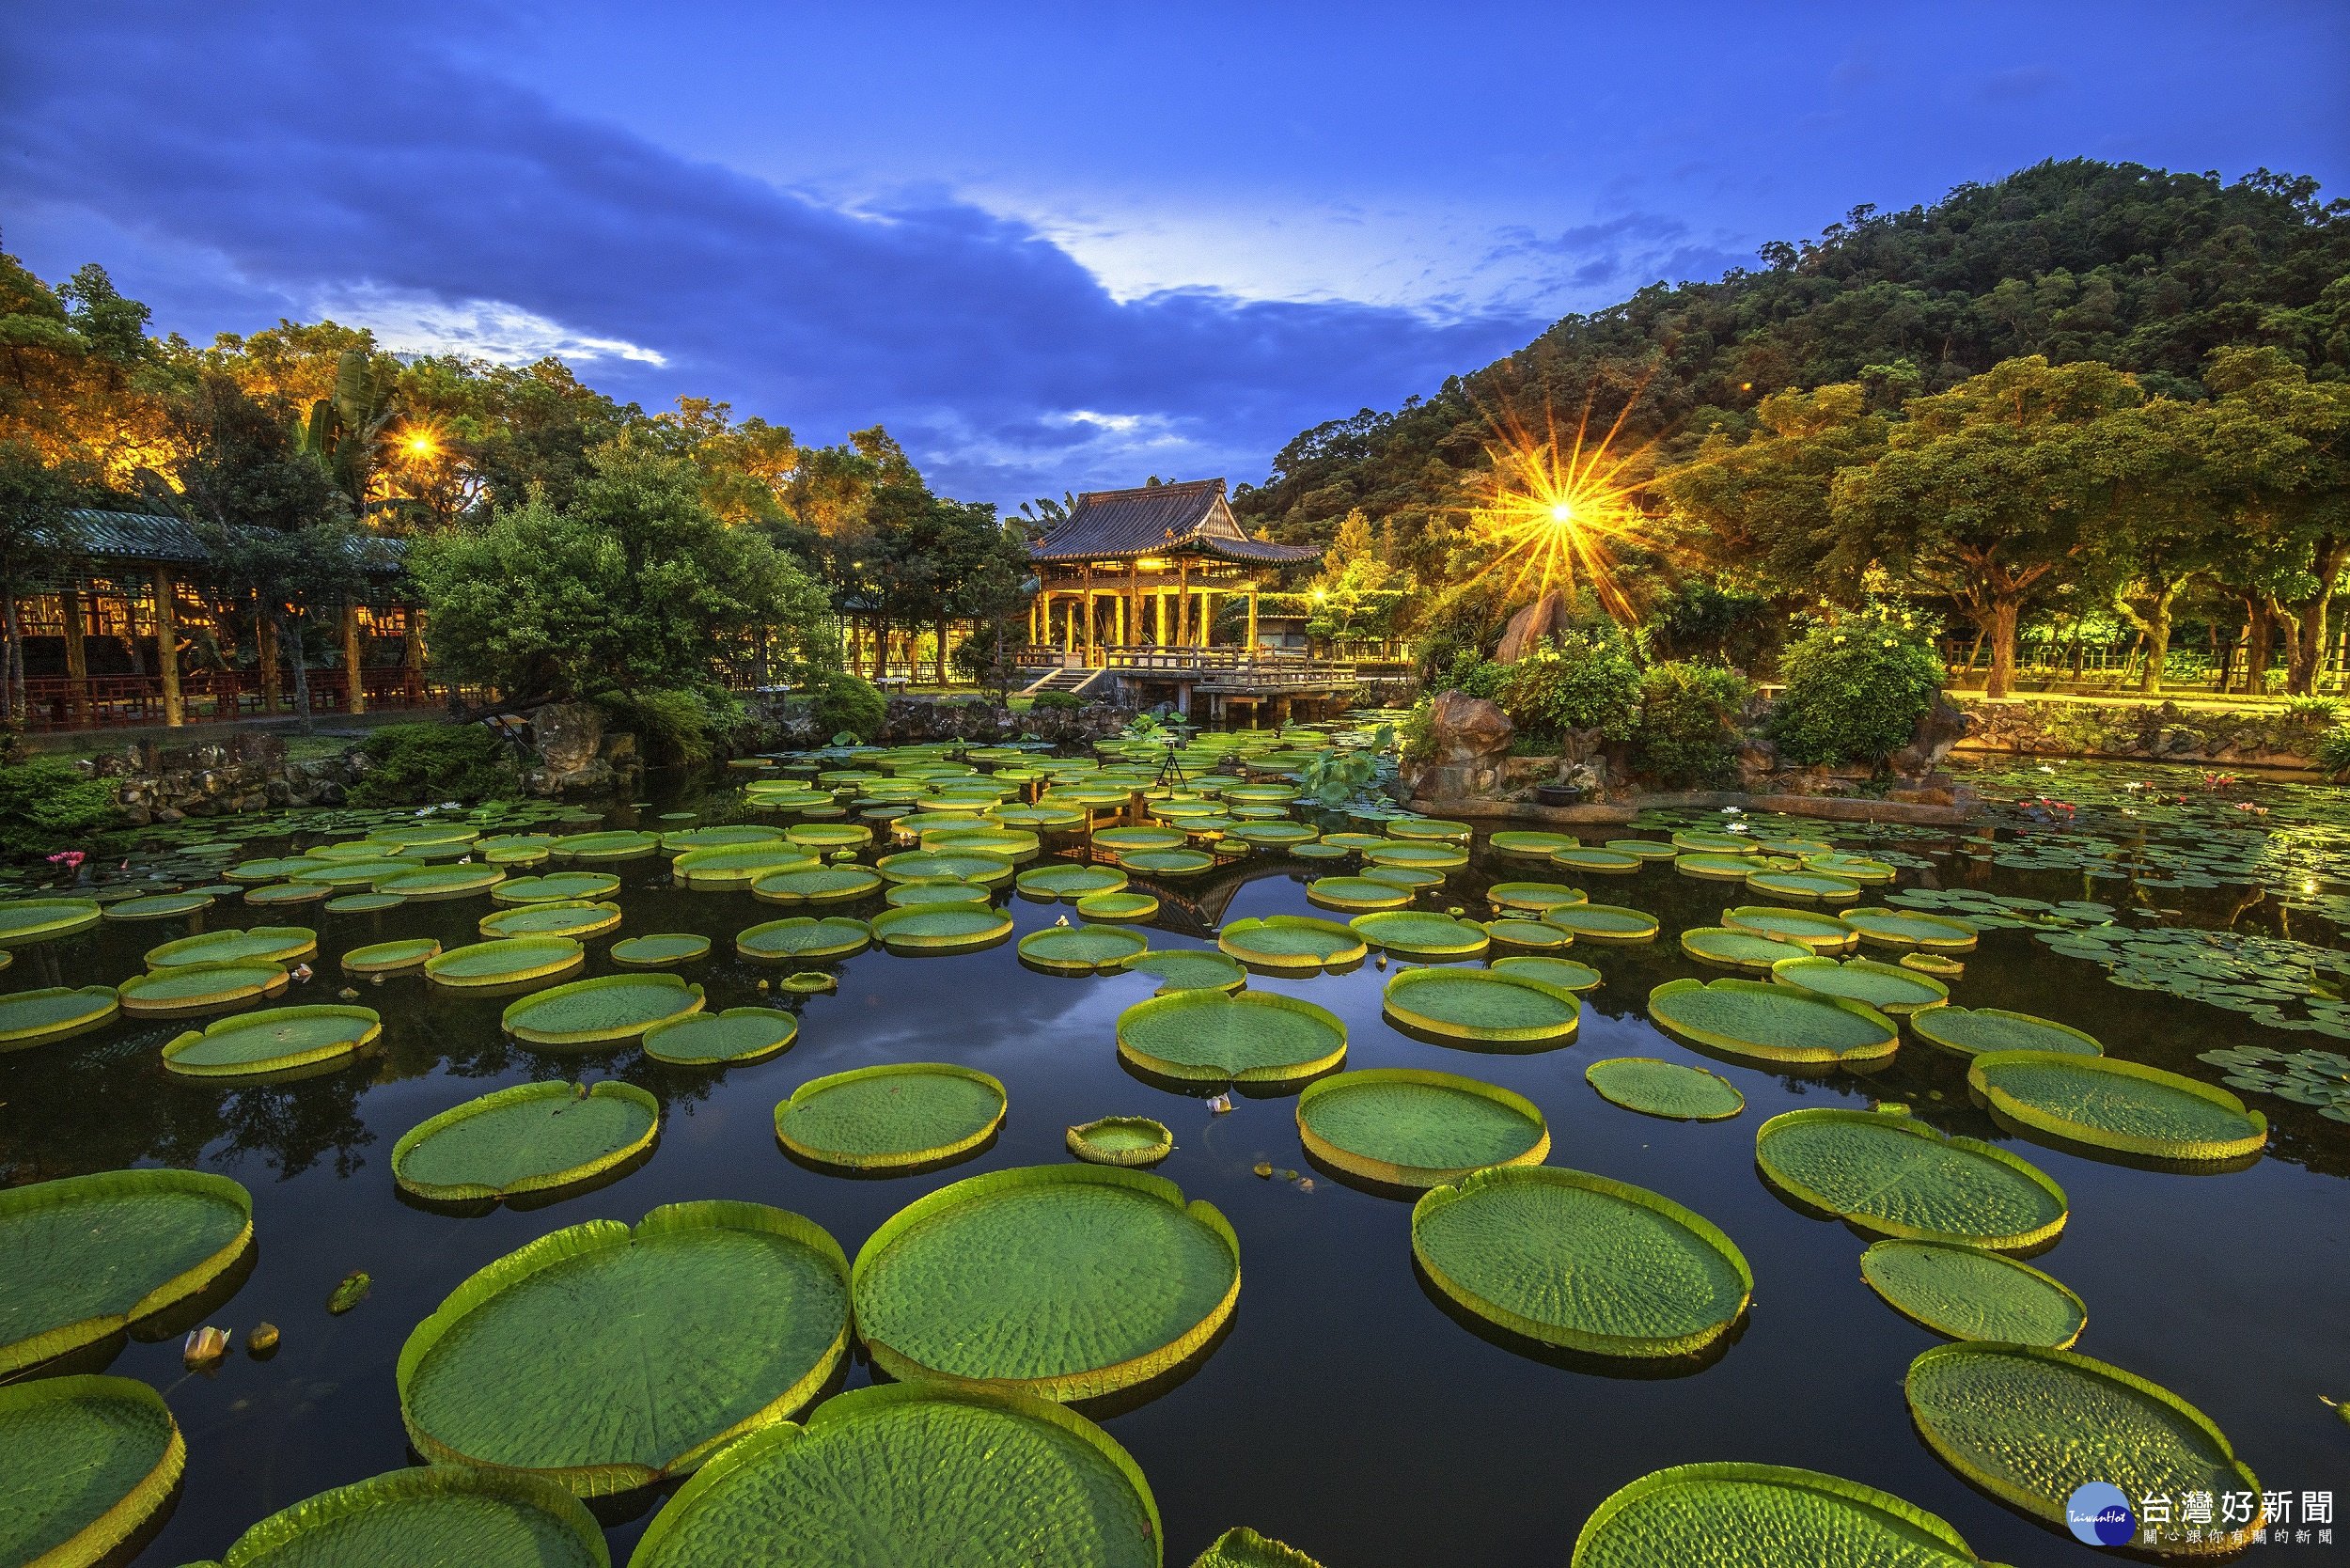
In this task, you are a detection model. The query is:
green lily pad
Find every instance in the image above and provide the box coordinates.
[1491,954,1602,992]
[664,825,785,851]
[1675,853,1762,882]
[851,1164,1239,1399]
[1188,1528,1322,1568]
[1066,1116,1174,1168]
[393,1081,662,1201]
[1487,882,1588,913]
[243,880,332,908]
[375,864,508,901]
[0,1168,253,1375]
[1384,968,1581,1044]
[1754,1108,2069,1247]
[611,933,713,967]
[399,1201,851,1495]
[479,901,622,939]
[1905,1342,2260,1544]
[643,1007,800,1067]
[737,917,871,962]
[1350,911,1491,957]
[751,865,884,904]
[1967,1052,2268,1161]
[226,859,311,886]
[1366,840,1467,869]
[1541,904,1659,943]
[0,984,119,1048]
[494,871,624,905]
[1585,1058,1745,1121]
[1719,905,1856,953]
[1117,990,1347,1085]
[1840,908,1980,952]
[1020,925,1150,973]
[1074,889,1159,922]
[1648,977,1898,1065]
[785,823,873,850]
[879,850,1015,886]
[1859,1240,2086,1347]
[1121,949,1247,995]
[1360,865,1445,890]
[1679,926,1805,971]
[1488,831,1578,857]
[1305,876,1412,911]
[1015,863,1130,901]
[1746,869,1863,903]
[369,825,480,849]
[293,857,414,887]
[870,903,1015,952]
[424,936,584,988]
[1094,825,1186,854]
[341,937,443,975]
[1553,847,1642,874]
[118,961,289,1015]
[627,1383,1157,1568]
[777,1063,1008,1170]
[323,892,406,913]
[1671,831,1757,854]
[161,1004,381,1078]
[0,1374,184,1568]
[145,925,316,970]
[1800,853,1895,884]
[1770,955,1950,1015]
[1120,848,1218,874]
[1571,1462,1986,1568]
[101,890,216,920]
[1411,1165,1751,1357]
[1912,1007,2103,1058]
[1217,915,1368,971]
[1483,917,1572,949]
[672,845,819,887]
[1296,1068,1548,1187]
[503,973,704,1045]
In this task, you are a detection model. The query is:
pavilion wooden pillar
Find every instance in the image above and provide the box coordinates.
[1198,589,1214,648]
[1081,562,1095,666]
[341,604,367,714]
[153,569,183,727]
[1029,596,1041,647]
[60,588,89,725]
[1246,589,1259,656]
[403,605,428,703]
[1176,561,1190,647]
[1126,561,1140,653]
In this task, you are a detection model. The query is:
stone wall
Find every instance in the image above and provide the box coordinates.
[735,694,1139,751]
[1950,696,2330,769]
[86,731,356,824]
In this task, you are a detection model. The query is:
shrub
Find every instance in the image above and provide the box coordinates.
[350,724,521,806]
[1436,651,1508,703]
[2315,723,2350,778]
[1495,631,1641,745]
[1400,697,1436,762]
[0,760,121,859]
[1029,690,1089,713]
[812,671,886,741]
[1633,662,1753,788]
[1769,613,1944,766]
[950,623,998,684]
[598,687,736,767]
[2283,695,2342,723]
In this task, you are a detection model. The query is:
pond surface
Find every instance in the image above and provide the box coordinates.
[4,755,2347,1566]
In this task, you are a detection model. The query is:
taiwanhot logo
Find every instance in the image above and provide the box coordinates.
[2066,1482,2137,1546]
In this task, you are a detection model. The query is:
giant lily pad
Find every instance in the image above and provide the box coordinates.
[851,1164,1238,1399]
[145,925,316,970]
[1297,1068,1547,1187]
[0,899,102,943]
[494,871,624,905]
[479,901,623,940]
[504,973,704,1045]
[393,1081,661,1201]
[162,1004,381,1078]
[627,1383,1158,1568]
[1349,911,1491,957]
[1859,1240,2086,1347]
[424,936,584,988]
[1967,1052,2267,1161]
[323,892,405,914]
[1217,915,1367,971]
[1541,904,1659,944]
[1719,905,1857,953]
[1411,1165,1751,1357]
[1670,831,1757,855]
[1678,926,1805,971]
[1120,848,1217,875]
[1746,868,1863,903]
[1800,852,1895,884]
[1487,882,1588,914]
[752,865,884,904]
[118,960,289,1016]
[191,1465,607,1568]
[1912,1006,2102,1058]
[664,824,784,852]
[0,1374,184,1567]
[1482,917,1572,949]
[292,857,413,887]
[1770,955,1950,1016]
[787,823,873,851]
[1489,831,1578,857]
[643,1007,800,1067]
[1117,990,1347,1085]
[1094,825,1186,854]
[1066,1117,1173,1168]
[1675,853,1762,881]
[341,937,442,975]
[1075,890,1159,922]
[1492,954,1602,993]
[1021,925,1150,973]
[369,825,479,849]
[884,878,992,908]
[1905,1342,2260,1547]
[879,850,1014,886]
[102,890,215,920]
[1840,907,1979,952]
[776,1063,1007,1170]
[1585,1058,1745,1121]
[243,881,330,908]
[871,903,1015,952]
[611,933,713,967]
[1015,863,1130,901]
[1305,876,1411,911]
[375,865,508,901]
[1648,977,1898,1065]
[0,985,119,1048]
[1571,1462,1987,1568]
[0,1168,253,1375]
[670,845,817,888]
[1189,1528,1324,1568]
[1754,1108,2069,1247]
[738,917,871,962]
[1553,847,1641,874]
[1365,841,1466,870]
[1121,949,1247,995]
[1383,968,1580,1045]
[399,1201,850,1495]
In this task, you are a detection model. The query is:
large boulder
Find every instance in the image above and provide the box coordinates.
[1495,592,1569,663]
[1429,690,1513,763]
[531,703,612,793]
[1888,693,1972,781]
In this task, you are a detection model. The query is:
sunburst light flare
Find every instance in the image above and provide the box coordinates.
[1460,399,1656,624]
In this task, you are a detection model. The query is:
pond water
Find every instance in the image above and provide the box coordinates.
[4,752,2347,1566]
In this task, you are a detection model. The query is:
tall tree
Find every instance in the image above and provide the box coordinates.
[0,441,92,722]
[1655,384,1890,597]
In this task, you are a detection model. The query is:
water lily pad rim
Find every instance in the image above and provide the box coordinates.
[1296,1067,1550,1186]
[1648,976,1899,1064]
[1859,1239,2087,1348]
[1116,988,1349,1084]
[1754,1106,2070,1249]
[0,1374,186,1568]
[1966,1050,2269,1161]
[501,972,705,1045]
[160,1004,383,1078]
[1570,1461,1981,1566]
[1065,1115,1176,1167]
[1383,966,1582,1043]
[641,1006,800,1067]
[775,1061,1008,1169]
[390,1080,661,1201]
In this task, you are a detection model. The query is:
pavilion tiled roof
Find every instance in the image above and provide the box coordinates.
[50,510,406,576]
[1030,479,1322,566]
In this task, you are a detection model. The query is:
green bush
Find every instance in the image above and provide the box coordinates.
[1435,651,1508,703]
[1400,697,1436,762]
[2315,723,2350,777]
[1495,631,1641,745]
[2283,695,2342,723]
[950,624,999,684]
[599,687,739,767]
[0,760,121,859]
[1633,662,1753,789]
[812,671,886,741]
[349,724,521,806]
[1029,690,1089,713]
[1769,613,1944,766]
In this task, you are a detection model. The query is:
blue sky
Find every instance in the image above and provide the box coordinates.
[3,1,2343,508]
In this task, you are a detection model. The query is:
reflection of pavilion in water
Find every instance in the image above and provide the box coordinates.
[1052,838,1306,937]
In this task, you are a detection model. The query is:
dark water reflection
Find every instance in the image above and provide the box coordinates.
[2,776,2346,1567]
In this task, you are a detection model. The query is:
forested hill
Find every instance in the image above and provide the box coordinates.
[1233,159,2350,573]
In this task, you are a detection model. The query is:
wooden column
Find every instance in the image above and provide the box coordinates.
[1029,595,1041,647]
[1176,561,1190,646]
[1246,590,1259,655]
[60,588,89,725]
[1061,595,1073,656]
[1198,590,1214,648]
[153,569,182,727]
[1127,561,1140,653]
[1081,562,1094,665]
[1116,594,1127,647]
[341,604,367,714]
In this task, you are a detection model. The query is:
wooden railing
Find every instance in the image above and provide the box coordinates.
[16,669,474,730]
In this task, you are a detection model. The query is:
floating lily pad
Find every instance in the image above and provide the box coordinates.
[1066,1117,1173,1168]
[1553,847,1642,874]
[1840,908,1980,952]
[393,1081,661,1201]
[851,1164,1238,1399]
[1648,977,1897,1065]
[1677,853,1771,881]
[146,925,316,970]
[1217,915,1368,971]
[1679,926,1804,971]
[664,824,784,851]
[101,890,215,920]
[161,1004,381,1078]
[1800,852,1895,884]
[751,865,884,904]
[1366,841,1466,870]
[738,917,871,962]
[1074,889,1159,922]
[643,1007,800,1066]
[1487,882,1589,914]
[923,828,1040,860]
[376,865,508,901]
[1482,917,1572,949]
[1384,968,1580,1044]
[424,936,584,988]
[1967,1052,2268,1161]
[1492,954,1602,993]
[1122,848,1218,875]
[775,972,837,996]
[871,903,1015,952]
[776,1063,1007,1170]
[369,825,480,849]
[884,878,991,909]
[118,960,289,1016]
[1754,1108,2068,1247]
[0,984,119,1047]
[1188,1527,1324,1568]
[785,823,873,850]
[244,880,331,908]
[399,1201,851,1494]
[1905,1342,2259,1545]
[1671,831,1757,855]
[879,850,1015,886]
[1770,955,1950,1015]
[1121,949,1247,995]
[671,845,818,887]
[1297,1068,1547,1187]
[494,871,624,905]
[0,1168,253,1375]
[1571,1462,1987,1568]
[1859,1240,2086,1347]
[1015,864,1129,901]
[1900,951,1966,978]
[1911,1007,2102,1058]
[1118,990,1347,1085]
[1541,904,1659,943]
[0,1375,184,1567]
[1719,905,1857,953]
[1585,1058,1745,1121]
[1350,911,1491,957]
[293,857,413,887]
[479,901,623,940]
[1020,925,1150,973]
[1411,1165,1751,1357]
[1360,865,1445,890]
[1746,869,1862,903]
[226,859,310,886]
[323,891,405,913]
[1305,876,1412,911]
[1094,825,1186,854]
[627,1383,1158,1568]
[1489,831,1579,857]
[611,933,713,967]
[1226,821,1320,848]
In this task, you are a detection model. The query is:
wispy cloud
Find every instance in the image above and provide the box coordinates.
[318,286,667,366]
